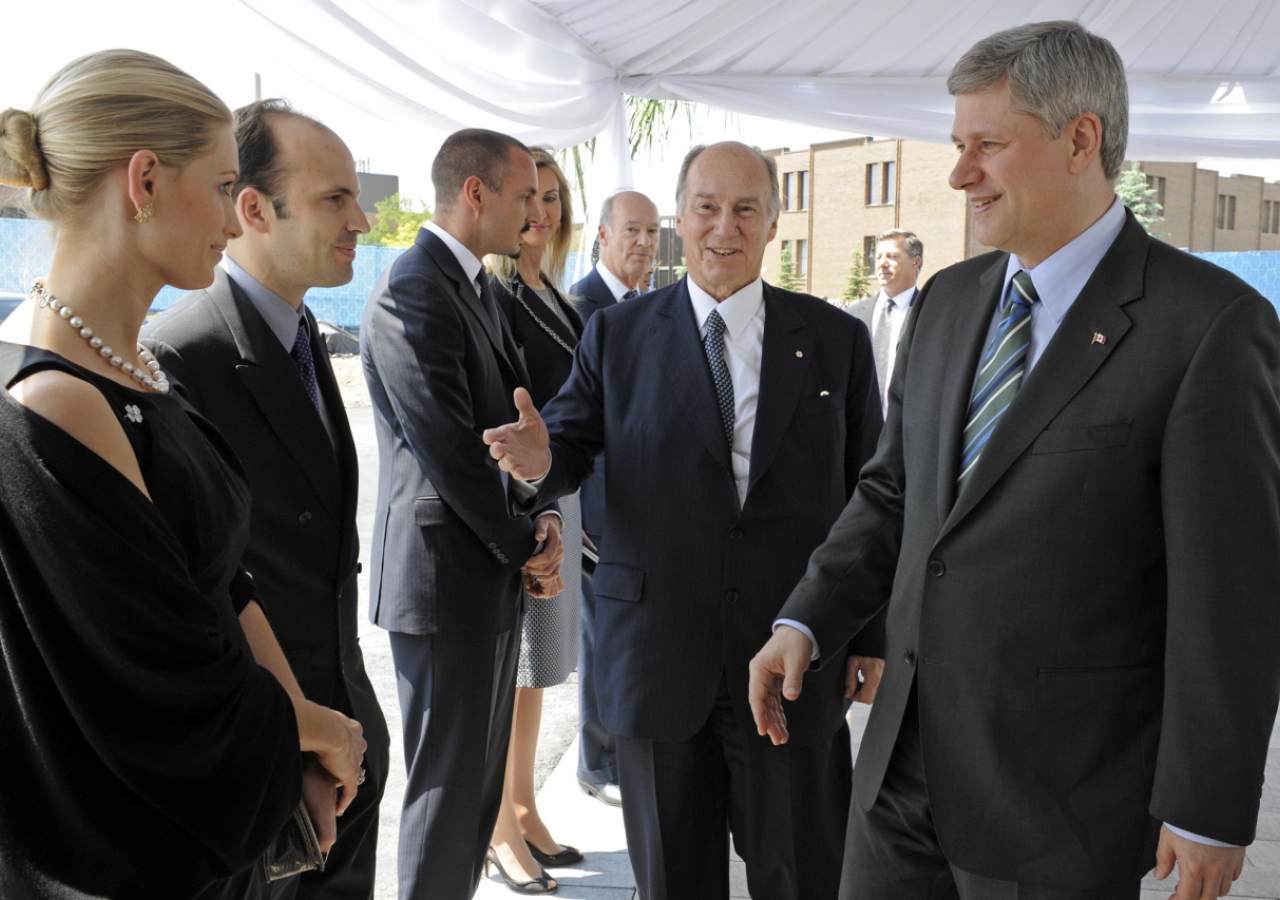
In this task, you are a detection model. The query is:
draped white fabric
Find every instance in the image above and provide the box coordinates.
[239,0,1280,179]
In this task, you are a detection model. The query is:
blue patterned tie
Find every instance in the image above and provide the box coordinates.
[290,319,323,413]
[703,309,735,448]
[621,289,640,302]
[957,270,1038,494]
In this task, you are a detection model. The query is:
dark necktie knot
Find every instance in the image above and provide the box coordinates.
[622,288,640,302]
[290,319,323,413]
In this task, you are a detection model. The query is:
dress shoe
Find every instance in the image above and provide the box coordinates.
[485,847,557,895]
[578,779,622,807]
[525,839,584,868]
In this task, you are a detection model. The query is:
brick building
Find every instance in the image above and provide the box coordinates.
[764,139,1280,300]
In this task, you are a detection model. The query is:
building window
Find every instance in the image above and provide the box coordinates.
[866,162,895,205]
[782,173,791,212]
[796,239,808,277]
[1217,194,1236,230]
[1146,175,1166,210]
[1265,200,1280,235]
[863,236,877,272]
[1265,201,1273,234]
[884,161,896,205]
[866,163,881,205]
[797,171,809,210]
[1274,200,1280,235]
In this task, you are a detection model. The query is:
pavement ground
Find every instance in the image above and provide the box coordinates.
[335,363,1280,900]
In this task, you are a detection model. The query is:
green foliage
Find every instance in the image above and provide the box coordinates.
[360,193,432,247]
[842,250,873,302]
[776,242,802,291]
[1115,163,1168,238]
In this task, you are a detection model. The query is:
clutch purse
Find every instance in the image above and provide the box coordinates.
[582,544,598,579]
[261,800,326,882]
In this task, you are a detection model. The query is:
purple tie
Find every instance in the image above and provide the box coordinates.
[290,319,323,413]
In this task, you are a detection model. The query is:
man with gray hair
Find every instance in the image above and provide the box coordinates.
[485,141,884,899]
[848,229,923,415]
[750,20,1280,900]
[569,189,660,807]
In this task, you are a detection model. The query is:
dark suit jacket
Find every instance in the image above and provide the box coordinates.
[143,269,386,737]
[536,277,884,745]
[494,272,583,409]
[780,212,1280,886]
[569,267,617,538]
[362,227,546,638]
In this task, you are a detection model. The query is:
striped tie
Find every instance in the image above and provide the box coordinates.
[957,270,1038,494]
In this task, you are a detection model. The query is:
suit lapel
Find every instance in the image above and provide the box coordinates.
[748,287,811,494]
[657,280,733,475]
[307,309,359,538]
[937,218,1147,543]
[418,230,520,377]
[212,272,344,523]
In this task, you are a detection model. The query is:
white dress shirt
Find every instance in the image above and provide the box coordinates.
[687,276,766,507]
[595,261,635,302]
[424,221,484,296]
[870,286,917,415]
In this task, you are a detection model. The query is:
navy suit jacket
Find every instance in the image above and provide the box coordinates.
[362,228,548,638]
[568,267,617,539]
[537,277,884,744]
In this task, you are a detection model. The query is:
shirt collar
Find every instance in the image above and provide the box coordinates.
[1004,195,1126,324]
[424,220,483,287]
[595,261,635,301]
[687,276,765,340]
[878,285,916,312]
[223,256,305,351]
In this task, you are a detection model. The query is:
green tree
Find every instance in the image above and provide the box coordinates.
[776,242,802,291]
[842,250,872,302]
[361,193,432,247]
[1115,162,1168,238]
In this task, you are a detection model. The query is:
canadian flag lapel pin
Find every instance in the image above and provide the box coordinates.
[1091,332,1107,345]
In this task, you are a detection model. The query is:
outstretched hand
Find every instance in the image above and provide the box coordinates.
[747,625,813,746]
[483,388,552,481]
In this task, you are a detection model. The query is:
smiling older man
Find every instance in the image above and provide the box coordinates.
[484,141,884,900]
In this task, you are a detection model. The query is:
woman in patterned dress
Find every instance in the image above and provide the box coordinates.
[484,147,584,893]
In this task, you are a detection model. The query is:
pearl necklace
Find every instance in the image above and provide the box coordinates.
[29,279,170,395]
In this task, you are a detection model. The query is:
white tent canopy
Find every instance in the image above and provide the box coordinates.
[240,0,1280,169]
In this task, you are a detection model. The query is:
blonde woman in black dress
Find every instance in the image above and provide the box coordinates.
[484,147,584,894]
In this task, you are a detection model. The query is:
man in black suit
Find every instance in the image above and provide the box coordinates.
[846,229,922,417]
[486,142,885,900]
[360,129,563,900]
[568,189,660,807]
[750,21,1280,900]
[144,101,389,900]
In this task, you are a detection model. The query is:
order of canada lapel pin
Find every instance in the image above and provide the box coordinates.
[1091,332,1107,345]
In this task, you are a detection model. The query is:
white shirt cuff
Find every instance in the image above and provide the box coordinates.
[1165,824,1239,848]
[773,619,820,661]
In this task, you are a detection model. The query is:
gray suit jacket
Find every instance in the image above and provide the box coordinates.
[781,212,1280,886]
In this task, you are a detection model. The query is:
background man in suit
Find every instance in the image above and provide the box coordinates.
[361,128,563,900]
[750,21,1280,900]
[485,142,885,900]
[145,100,389,900]
[568,189,660,807]
[847,229,923,416]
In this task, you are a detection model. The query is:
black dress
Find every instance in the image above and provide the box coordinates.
[0,344,301,900]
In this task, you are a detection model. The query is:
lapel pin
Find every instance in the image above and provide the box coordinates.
[820,390,830,397]
[1091,332,1107,345]
[796,350,804,358]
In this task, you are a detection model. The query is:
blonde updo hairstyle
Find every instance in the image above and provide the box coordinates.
[0,49,232,231]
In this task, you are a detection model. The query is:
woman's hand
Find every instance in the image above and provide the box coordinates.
[296,700,366,815]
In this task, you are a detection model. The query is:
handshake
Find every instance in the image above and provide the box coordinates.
[484,388,561,598]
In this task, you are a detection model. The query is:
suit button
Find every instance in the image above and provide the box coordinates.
[489,542,498,549]
[903,650,915,665]
[730,529,743,540]
[927,560,945,577]
[298,511,312,523]
[725,590,739,603]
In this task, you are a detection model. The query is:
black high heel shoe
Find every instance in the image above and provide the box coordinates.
[485,846,558,895]
[525,839,584,868]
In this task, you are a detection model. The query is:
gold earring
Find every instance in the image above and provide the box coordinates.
[134,201,154,224]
